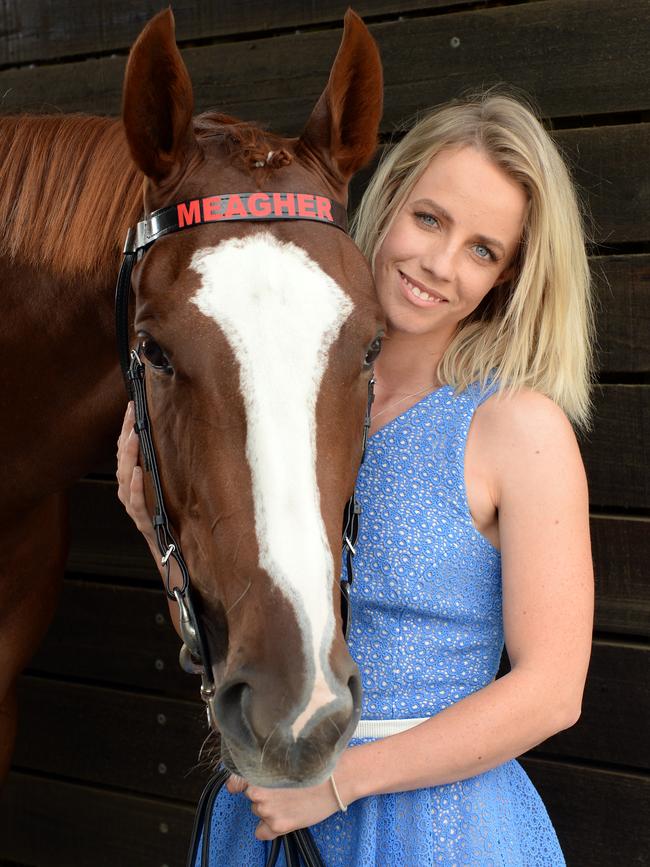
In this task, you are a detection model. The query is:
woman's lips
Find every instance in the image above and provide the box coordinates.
[399,270,448,305]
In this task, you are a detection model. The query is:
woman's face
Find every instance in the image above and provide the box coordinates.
[374,145,528,343]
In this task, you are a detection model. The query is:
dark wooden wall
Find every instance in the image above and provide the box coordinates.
[1,2,648,865]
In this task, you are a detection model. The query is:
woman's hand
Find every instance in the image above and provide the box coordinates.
[226,773,342,840]
[116,402,157,551]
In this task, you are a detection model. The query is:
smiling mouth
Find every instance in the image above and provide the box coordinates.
[399,270,448,304]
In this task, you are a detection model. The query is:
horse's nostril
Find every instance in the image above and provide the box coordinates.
[216,680,255,748]
[348,671,362,710]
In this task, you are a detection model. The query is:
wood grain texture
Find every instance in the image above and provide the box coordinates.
[591,514,650,637]
[581,385,650,510]
[30,578,195,697]
[556,126,650,245]
[12,677,208,801]
[0,2,648,121]
[523,757,650,867]
[0,772,194,867]
[592,255,650,372]
[0,1,477,67]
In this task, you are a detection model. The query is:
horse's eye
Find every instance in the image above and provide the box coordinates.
[139,337,172,373]
[364,335,383,369]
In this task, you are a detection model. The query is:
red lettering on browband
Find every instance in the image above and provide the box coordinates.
[177,193,336,230]
[316,196,333,222]
[272,193,297,217]
[177,199,201,227]
[224,194,248,219]
[248,193,272,217]
[202,196,224,222]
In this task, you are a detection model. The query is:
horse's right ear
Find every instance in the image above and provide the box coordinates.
[122,9,198,184]
[297,10,383,188]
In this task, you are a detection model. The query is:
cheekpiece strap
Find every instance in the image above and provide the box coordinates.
[124,191,348,253]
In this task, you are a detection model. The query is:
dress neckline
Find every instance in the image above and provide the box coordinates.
[369,383,451,440]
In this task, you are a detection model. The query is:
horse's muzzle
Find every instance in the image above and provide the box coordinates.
[213,661,362,786]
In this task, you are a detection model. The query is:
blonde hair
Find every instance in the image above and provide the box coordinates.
[352,91,595,430]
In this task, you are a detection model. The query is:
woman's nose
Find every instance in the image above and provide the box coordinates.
[422,240,456,283]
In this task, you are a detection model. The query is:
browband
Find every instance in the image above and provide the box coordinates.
[124,191,348,253]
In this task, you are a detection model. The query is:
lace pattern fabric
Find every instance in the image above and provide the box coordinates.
[197,381,565,866]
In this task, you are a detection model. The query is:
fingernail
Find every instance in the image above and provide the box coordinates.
[127,402,134,419]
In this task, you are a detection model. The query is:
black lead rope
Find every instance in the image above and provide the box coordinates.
[185,765,326,867]
[114,191,367,867]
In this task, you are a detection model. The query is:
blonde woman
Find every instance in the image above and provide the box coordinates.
[117,92,594,865]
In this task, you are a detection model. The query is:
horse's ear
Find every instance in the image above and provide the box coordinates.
[297,9,383,186]
[122,8,198,183]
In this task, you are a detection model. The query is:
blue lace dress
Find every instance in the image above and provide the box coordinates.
[198,381,565,866]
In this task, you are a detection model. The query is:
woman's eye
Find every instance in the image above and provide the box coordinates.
[364,335,383,369]
[416,212,439,228]
[139,337,172,373]
[474,244,495,261]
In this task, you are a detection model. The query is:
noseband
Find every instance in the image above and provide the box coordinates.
[115,191,374,867]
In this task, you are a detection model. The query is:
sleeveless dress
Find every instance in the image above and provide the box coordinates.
[197,381,565,866]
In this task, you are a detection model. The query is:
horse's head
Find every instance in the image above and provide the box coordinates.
[122,9,383,785]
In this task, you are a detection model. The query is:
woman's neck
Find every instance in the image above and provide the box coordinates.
[374,327,451,394]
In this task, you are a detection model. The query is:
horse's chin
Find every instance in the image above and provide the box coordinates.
[219,739,338,789]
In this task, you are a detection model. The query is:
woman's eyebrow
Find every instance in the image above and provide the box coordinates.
[412,197,506,256]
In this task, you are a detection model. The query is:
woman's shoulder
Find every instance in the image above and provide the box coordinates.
[470,385,582,472]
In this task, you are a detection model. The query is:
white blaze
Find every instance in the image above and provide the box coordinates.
[190,233,353,737]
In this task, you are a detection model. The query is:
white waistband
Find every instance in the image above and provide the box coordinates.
[352,717,428,739]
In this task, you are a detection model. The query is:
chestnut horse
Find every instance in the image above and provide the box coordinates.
[0,10,383,787]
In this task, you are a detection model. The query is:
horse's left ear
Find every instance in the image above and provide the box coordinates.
[297,9,383,186]
[122,8,198,184]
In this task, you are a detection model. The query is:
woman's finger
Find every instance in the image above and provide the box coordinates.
[117,401,135,450]
[255,821,278,841]
[128,466,152,533]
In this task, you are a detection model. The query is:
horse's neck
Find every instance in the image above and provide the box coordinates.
[0,239,129,514]
[3,256,126,506]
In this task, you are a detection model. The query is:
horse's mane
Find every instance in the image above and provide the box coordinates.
[0,112,292,281]
[0,114,142,279]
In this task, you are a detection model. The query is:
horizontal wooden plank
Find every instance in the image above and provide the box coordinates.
[0,2,648,122]
[31,578,196,698]
[13,678,208,801]
[557,125,650,245]
[593,255,650,372]
[67,478,159,581]
[0,1,477,67]
[581,385,650,509]
[522,757,650,867]
[591,514,650,637]
[535,640,649,769]
[0,772,194,867]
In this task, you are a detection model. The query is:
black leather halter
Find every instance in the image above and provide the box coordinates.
[114,190,374,867]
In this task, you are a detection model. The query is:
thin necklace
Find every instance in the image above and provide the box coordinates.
[371,383,438,421]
